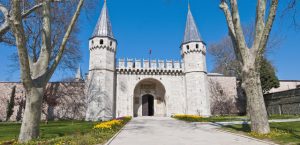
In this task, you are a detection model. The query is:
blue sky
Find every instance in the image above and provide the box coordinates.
[0,0,299,81]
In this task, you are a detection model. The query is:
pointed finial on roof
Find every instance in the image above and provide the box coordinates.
[188,0,190,10]
[91,0,114,39]
[75,65,83,81]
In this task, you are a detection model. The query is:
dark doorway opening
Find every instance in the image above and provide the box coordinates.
[142,94,154,116]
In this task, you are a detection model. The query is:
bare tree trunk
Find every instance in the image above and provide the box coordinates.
[242,60,270,133]
[18,0,84,142]
[18,87,44,141]
[219,0,278,134]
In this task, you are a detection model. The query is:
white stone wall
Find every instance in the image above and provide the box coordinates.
[184,72,211,116]
[181,42,206,72]
[181,42,211,116]
[89,37,116,71]
[0,82,86,121]
[208,75,238,98]
[0,74,240,121]
[85,36,116,121]
[115,73,186,117]
[208,75,241,115]
[269,81,300,93]
[85,70,115,121]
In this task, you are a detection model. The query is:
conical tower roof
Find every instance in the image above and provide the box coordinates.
[182,4,202,44]
[91,0,114,39]
[75,65,83,81]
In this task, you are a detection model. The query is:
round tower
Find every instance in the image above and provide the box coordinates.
[86,0,117,121]
[181,4,211,116]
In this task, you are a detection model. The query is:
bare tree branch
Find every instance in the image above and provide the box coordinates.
[0,3,9,37]
[32,1,51,80]
[46,0,84,82]
[257,0,279,59]
[8,0,33,90]
[281,0,299,29]
[0,2,43,38]
[253,0,266,50]
[21,3,43,18]
[229,0,248,55]
[219,0,246,65]
[219,1,236,38]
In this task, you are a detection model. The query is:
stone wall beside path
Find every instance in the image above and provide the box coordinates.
[0,82,86,121]
[264,88,300,115]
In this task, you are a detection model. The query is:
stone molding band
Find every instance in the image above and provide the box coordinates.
[181,49,206,57]
[89,45,116,52]
[89,68,115,72]
[117,68,183,76]
[184,71,207,74]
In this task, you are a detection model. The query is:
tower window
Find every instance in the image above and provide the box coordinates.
[100,39,104,44]
[110,41,113,46]
[196,44,199,48]
[219,90,224,95]
[186,45,190,50]
[91,40,94,44]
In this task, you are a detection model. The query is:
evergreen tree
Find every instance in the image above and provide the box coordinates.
[6,86,16,121]
[260,58,280,94]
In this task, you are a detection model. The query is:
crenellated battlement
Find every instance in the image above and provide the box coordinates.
[117,58,184,75]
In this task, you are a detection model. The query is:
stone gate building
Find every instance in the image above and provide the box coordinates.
[1,1,299,122]
[85,1,238,121]
[0,2,241,122]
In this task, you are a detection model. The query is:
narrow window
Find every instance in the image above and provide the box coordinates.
[110,41,113,46]
[100,39,104,44]
[196,44,199,48]
[219,90,224,95]
[91,40,94,44]
[186,45,190,50]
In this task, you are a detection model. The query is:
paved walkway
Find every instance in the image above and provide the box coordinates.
[106,117,275,145]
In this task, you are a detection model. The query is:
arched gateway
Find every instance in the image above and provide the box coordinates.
[133,78,166,117]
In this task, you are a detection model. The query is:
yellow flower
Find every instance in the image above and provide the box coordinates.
[93,119,123,130]
[173,114,203,119]
[248,129,288,138]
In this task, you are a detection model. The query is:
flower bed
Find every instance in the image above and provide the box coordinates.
[172,114,203,122]
[93,116,132,131]
[0,116,132,145]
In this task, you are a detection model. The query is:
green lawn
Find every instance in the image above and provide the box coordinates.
[0,117,131,145]
[223,122,300,145]
[0,121,95,142]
